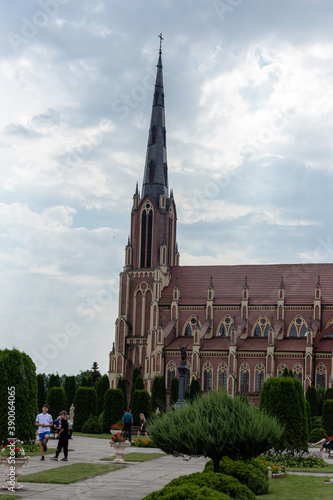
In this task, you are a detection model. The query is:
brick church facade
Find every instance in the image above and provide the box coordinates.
[108,45,333,405]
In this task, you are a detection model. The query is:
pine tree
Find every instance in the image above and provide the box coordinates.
[130,367,142,405]
[151,375,166,413]
[169,377,179,407]
[96,374,110,416]
[64,375,77,412]
[117,377,127,407]
[306,385,318,416]
[90,361,101,386]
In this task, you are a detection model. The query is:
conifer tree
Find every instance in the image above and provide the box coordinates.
[130,367,142,405]
[117,377,127,407]
[49,373,61,389]
[96,374,110,416]
[190,378,201,401]
[64,375,77,412]
[306,385,318,416]
[151,375,166,413]
[102,389,125,432]
[37,373,46,410]
[169,377,179,407]
[46,387,67,419]
[90,361,101,386]
[73,387,97,431]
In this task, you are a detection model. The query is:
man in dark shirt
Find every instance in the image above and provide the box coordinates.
[122,408,133,444]
[50,410,69,461]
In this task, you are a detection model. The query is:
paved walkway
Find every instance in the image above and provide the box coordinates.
[5,437,208,499]
[3,438,333,499]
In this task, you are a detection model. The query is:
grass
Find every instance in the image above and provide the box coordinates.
[265,474,333,500]
[0,496,20,499]
[101,452,166,462]
[19,463,125,484]
[287,464,333,474]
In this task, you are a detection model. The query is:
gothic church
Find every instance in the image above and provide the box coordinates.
[108,44,333,406]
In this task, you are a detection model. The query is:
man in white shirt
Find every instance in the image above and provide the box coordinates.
[35,404,53,461]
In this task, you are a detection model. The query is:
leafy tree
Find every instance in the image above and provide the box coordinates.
[46,387,67,419]
[96,374,110,416]
[322,399,333,435]
[131,390,151,426]
[260,376,308,450]
[190,378,201,401]
[130,367,142,405]
[151,375,166,413]
[48,373,61,389]
[81,375,93,387]
[103,389,125,432]
[73,387,97,432]
[169,377,179,407]
[0,349,38,444]
[117,377,127,407]
[64,375,77,412]
[149,390,283,473]
[306,385,318,416]
[37,373,46,411]
[90,361,101,386]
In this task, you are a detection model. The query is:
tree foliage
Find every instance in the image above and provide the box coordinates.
[260,376,308,450]
[46,387,67,419]
[131,389,151,425]
[322,399,333,435]
[190,378,201,401]
[306,385,318,416]
[151,375,167,413]
[81,375,93,387]
[316,385,325,415]
[48,373,61,389]
[169,377,179,407]
[130,367,142,405]
[90,361,101,387]
[0,349,38,444]
[63,375,77,413]
[149,390,283,473]
[96,374,110,416]
[37,373,46,411]
[73,387,97,432]
[102,388,125,432]
[117,377,127,407]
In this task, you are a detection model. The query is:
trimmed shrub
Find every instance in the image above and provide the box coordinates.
[73,387,97,432]
[204,457,268,495]
[48,373,61,389]
[96,374,110,416]
[151,375,167,413]
[150,390,283,473]
[103,388,125,432]
[117,377,127,407]
[132,389,151,426]
[37,373,46,411]
[143,483,229,499]
[322,399,333,435]
[98,412,104,427]
[306,386,318,417]
[64,375,77,413]
[310,416,322,430]
[134,375,144,391]
[169,377,179,407]
[0,349,38,444]
[46,387,67,419]
[260,376,307,450]
[190,378,201,401]
[309,427,327,442]
[81,414,103,434]
[316,386,325,415]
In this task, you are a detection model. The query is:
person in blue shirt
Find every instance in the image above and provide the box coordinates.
[122,408,133,443]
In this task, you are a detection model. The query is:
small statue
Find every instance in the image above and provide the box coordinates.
[69,403,75,421]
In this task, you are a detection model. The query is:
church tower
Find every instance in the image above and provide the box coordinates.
[109,36,179,397]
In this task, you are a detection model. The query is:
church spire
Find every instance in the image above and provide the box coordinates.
[141,34,168,205]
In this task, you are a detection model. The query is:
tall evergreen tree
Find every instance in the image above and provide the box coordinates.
[37,373,46,411]
[49,373,61,389]
[117,377,127,407]
[73,387,97,431]
[46,387,67,419]
[134,375,144,391]
[90,361,101,386]
[322,399,333,435]
[102,389,125,432]
[316,385,325,415]
[0,349,38,444]
[132,390,151,426]
[81,375,93,387]
[151,375,167,413]
[190,378,201,401]
[64,375,77,412]
[325,387,333,401]
[130,367,142,405]
[169,377,179,407]
[96,374,110,416]
[306,385,318,416]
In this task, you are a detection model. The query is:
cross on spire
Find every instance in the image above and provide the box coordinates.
[158,32,164,54]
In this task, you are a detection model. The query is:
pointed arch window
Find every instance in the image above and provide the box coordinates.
[255,362,265,393]
[293,363,303,383]
[184,317,197,337]
[240,362,250,393]
[166,361,176,390]
[253,316,270,337]
[316,363,326,389]
[203,362,212,392]
[140,204,153,268]
[277,363,287,377]
[218,316,234,337]
[288,316,308,337]
[218,362,227,390]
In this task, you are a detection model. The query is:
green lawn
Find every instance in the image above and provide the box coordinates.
[262,475,333,500]
[0,496,20,499]
[287,464,333,474]
[19,463,125,484]
[101,452,166,462]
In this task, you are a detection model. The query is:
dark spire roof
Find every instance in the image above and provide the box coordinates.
[141,35,168,205]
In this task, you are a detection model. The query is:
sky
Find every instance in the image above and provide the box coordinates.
[1,0,333,377]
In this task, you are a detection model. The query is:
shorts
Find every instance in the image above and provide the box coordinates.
[39,431,50,441]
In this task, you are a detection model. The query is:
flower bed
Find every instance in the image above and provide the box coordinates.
[261,448,328,468]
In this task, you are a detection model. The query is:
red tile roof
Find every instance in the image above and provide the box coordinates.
[160,264,333,306]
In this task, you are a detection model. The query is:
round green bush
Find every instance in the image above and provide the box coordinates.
[81,414,102,434]
[309,427,327,442]
[143,484,229,499]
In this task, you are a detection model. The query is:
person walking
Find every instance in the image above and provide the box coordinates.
[35,404,53,461]
[122,408,133,444]
[50,410,69,461]
[137,413,148,439]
